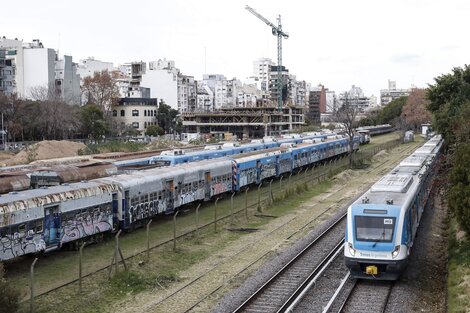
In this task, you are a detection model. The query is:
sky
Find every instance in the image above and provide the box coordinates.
[2,0,470,97]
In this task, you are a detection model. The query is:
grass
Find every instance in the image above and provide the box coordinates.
[78,140,147,155]
[11,134,408,312]
[447,217,470,313]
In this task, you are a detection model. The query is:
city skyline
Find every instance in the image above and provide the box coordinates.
[2,0,469,97]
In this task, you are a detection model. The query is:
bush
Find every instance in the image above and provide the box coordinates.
[0,263,21,313]
[448,144,470,234]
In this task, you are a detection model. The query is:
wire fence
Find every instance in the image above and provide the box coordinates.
[25,139,401,302]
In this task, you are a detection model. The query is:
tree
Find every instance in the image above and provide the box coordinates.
[448,143,470,234]
[428,65,470,235]
[427,65,470,145]
[145,125,164,137]
[157,100,179,134]
[29,85,80,140]
[401,89,432,131]
[82,70,120,112]
[79,104,109,139]
[357,97,407,127]
[335,94,360,167]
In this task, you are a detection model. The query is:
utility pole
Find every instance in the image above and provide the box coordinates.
[245,5,289,112]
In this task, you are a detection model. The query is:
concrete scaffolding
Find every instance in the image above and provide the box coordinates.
[181,106,305,139]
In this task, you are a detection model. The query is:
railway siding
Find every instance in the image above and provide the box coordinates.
[12,137,422,313]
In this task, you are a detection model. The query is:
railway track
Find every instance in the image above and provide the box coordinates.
[332,279,394,313]
[14,139,419,311]
[231,214,346,313]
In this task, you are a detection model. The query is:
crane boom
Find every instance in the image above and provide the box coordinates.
[245,5,289,113]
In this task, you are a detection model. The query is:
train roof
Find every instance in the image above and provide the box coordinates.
[0,180,117,213]
[399,155,428,167]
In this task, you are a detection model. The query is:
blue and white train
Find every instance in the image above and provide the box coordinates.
[0,135,354,261]
[344,135,443,280]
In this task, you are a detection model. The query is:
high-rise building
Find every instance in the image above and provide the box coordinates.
[380,80,411,106]
[0,37,80,104]
[253,58,274,92]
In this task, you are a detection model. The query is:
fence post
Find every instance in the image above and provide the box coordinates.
[114,230,120,274]
[288,172,293,186]
[279,175,283,190]
[146,220,152,261]
[79,242,85,294]
[269,179,274,204]
[30,258,38,313]
[173,211,179,251]
[257,183,262,212]
[230,192,235,225]
[195,203,201,236]
[245,187,249,219]
[214,198,219,232]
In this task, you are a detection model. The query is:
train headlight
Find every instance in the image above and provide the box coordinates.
[348,243,356,256]
[392,245,400,258]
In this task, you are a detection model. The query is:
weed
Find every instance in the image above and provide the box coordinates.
[110,271,151,294]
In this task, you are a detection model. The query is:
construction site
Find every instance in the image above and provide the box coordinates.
[181,105,305,139]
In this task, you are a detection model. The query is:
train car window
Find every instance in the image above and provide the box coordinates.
[0,227,8,237]
[18,223,26,233]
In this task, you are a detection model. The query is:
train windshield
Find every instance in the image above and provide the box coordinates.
[355,216,395,242]
[153,160,171,167]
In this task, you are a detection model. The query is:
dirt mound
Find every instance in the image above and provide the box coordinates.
[332,169,355,184]
[372,149,389,162]
[2,140,86,166]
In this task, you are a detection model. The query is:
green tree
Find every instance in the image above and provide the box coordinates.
[357,96,407,127]
[157,100,179,134]
[427,65,470,145]
[448,143,470,234]
[79,104,109,139]
[145,125,164,137]
[428,65,470,235]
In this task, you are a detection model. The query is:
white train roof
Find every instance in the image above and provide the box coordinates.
[370,174,414,193]
[0,180,117,213]
[399,155,428,167]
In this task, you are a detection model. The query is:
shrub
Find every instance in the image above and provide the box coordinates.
[0,263,21,313]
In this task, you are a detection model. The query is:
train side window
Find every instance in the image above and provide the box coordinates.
[18,223,26,233]
[0,227,8,237]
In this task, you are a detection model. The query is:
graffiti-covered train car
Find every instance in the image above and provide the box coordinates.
[0,181,117,261]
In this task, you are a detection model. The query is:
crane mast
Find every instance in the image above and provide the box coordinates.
[245,5,289,112]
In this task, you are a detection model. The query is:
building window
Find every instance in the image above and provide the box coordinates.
[154,110,157,116]
[112,110,117,117]
[144,110,147,117]
[132,122,139,128]
[144,122,147,128]
[132,110,139,117]
[120,110,125,117]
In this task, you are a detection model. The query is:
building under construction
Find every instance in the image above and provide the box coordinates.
[181,106,305,139]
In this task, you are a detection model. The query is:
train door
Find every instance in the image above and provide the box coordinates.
[112,192,118,230]
[44,205,61,247]
[275,155,280,177]
[204,171,211,200]
[256,160,261,184]
[166,179,174,213]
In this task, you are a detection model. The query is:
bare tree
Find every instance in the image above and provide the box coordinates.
[28,85,80,139]
[82,70,120,112]
[335,93,360,167]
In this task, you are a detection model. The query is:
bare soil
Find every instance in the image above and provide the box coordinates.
[2,140,86,166]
